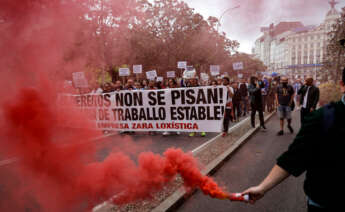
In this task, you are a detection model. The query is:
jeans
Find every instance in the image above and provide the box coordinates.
[223,108,233,133]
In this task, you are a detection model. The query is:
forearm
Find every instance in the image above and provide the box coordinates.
[258,165,290,193]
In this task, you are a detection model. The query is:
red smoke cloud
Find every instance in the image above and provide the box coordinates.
[0,1,229,211]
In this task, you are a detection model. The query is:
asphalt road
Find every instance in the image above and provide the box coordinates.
[176,111,307,212]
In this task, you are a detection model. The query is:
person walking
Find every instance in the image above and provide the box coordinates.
[241,68,345,212]
[222,77,234,137]
[248,76,266,129]
[298,77,320,124]
[232,81,242,122]
[239,79,248,116]
[276,77,295,136]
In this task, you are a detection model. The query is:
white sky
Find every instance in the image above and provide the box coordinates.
[183,0,345,53]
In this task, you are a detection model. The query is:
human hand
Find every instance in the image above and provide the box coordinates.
[241,185,266,204]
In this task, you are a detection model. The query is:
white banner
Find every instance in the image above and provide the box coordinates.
[210,65,220,76]
[60,87,227,132]
[156,77,164,82]
[72,72,89,88]
[119,68,130,76]
[233,62,244,70]
[178,61,187,69]
[146,70,157,79]
[167,71,176,78]
[133,65,143,74]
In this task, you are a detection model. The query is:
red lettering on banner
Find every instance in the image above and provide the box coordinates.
[193,123,199,130]
[133,123,153,129]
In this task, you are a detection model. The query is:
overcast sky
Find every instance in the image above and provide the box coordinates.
[183,0,345,53]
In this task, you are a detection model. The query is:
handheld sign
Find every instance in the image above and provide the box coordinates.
[233,62,244,70]
[156,77,164,82]
[201,73,209,81]
[133,65,143,74]
[178,61,187,69]
[72,72,89,88]
[167,71,176,78]
[119,68,130,76]
[238,73,243,78]
[210,65,220,76]
[146,70,157,80]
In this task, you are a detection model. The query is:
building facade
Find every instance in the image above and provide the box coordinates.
[253,1,340,80]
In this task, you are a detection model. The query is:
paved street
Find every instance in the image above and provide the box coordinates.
[176,111,307,212]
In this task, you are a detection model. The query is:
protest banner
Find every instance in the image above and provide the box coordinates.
[119,68,130,77]
[167,71,175,78]
[156,77,164,82]
[72,72,89,88]
[146,70,157,80]
[233,62,244,70]
[60,86,228,132]
[133,65,143,74]
[210,65,220,76]
[178,61,187,69]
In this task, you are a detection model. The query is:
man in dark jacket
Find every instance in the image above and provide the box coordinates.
[248,76,266,129]
[241,68,345,212]
[298,77,320,124]
[239,79,248,116]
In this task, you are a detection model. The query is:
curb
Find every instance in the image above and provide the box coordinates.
[151,112,276,212]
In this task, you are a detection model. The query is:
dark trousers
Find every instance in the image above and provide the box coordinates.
[251,103,264,128]
[262,95,267,112]
[240,97,248,115]
[233,102,241,120]
[223,108,233,133]
[301,107,311,124]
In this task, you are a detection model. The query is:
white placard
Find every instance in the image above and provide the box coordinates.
[167,71,176,78]
[62,86,228,132]
[156,77,164,82]
[119,68,130,76]
[72,72,89,88]
[146,70,157,79]
[178,61,187,69]
[238,73,243,78]
[210,65,220,76]
[233,62,244,70]
[133,65,143,74]
[201,73,209,81]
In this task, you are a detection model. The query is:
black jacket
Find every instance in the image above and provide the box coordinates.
[298,85,320,109]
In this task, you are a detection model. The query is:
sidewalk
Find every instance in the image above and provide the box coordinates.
[176,110,307,212]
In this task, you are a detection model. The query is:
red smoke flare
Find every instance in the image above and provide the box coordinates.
[0,0,231,211]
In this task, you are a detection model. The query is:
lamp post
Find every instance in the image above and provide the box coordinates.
[216,5,240,33]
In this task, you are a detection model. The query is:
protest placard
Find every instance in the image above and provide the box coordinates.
[133,65,142,74]
[146,70,157,79]
[210,65,220,76]
[119,68,130,76]
[61,86,227,132]
[156,77,164,82]
[167,71,175,78]
[238,73,243,78]
[72,72,89,88]
[200,73,209,81]
[178,61,187,69]
[233,62,244,70]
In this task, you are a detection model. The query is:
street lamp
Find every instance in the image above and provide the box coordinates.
[217,5,240,33]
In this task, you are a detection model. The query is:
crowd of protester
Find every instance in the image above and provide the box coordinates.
[64,73,322,137]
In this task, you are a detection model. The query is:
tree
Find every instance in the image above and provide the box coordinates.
[324,7,345,81]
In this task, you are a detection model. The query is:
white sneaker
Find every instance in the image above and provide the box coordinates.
[163,132,170,136]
